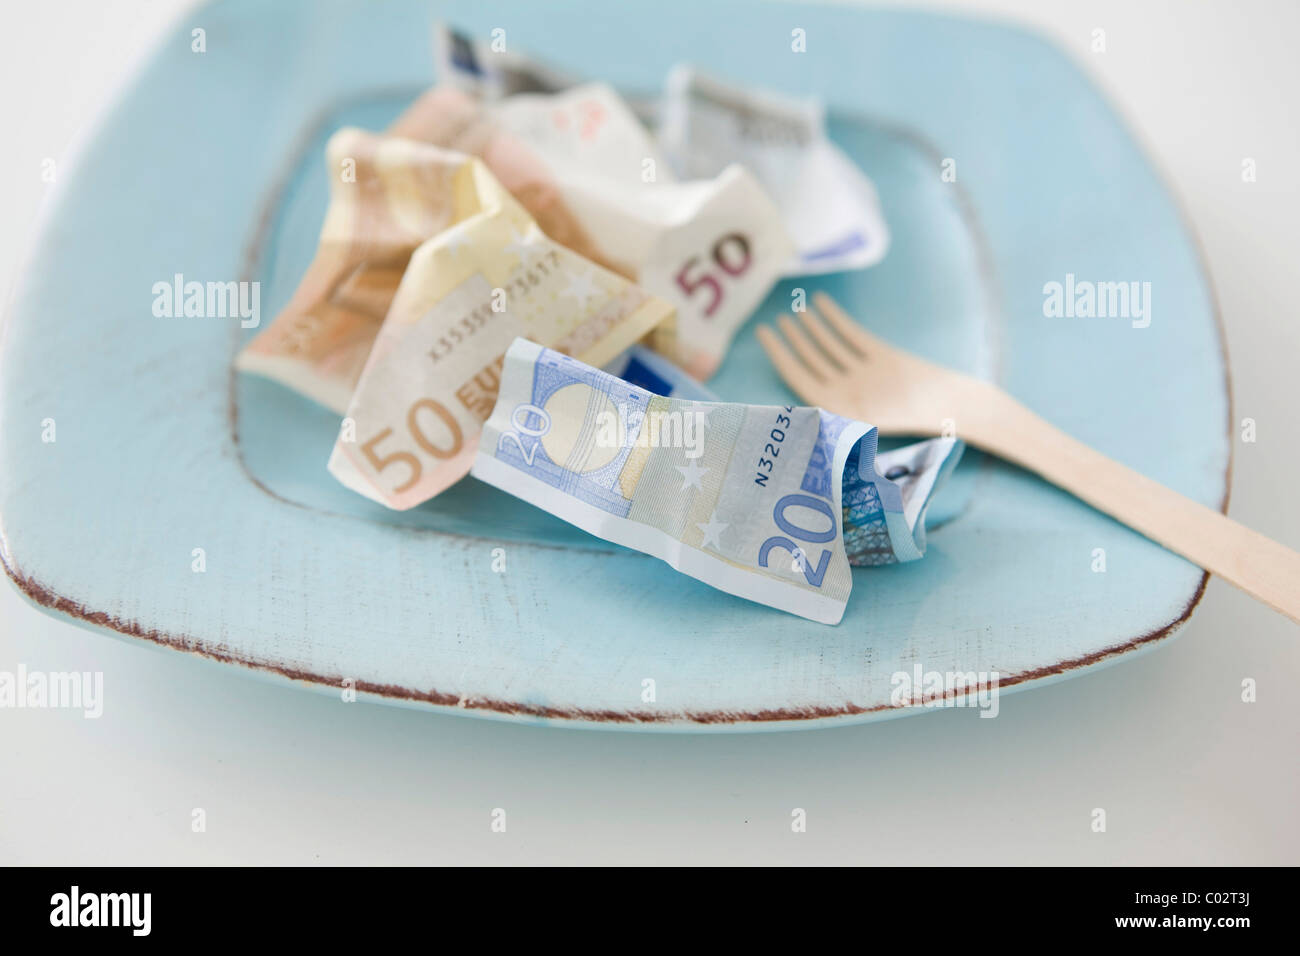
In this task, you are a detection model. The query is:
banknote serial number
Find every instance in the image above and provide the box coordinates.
[753,407,793,487]
[428,250,563,365]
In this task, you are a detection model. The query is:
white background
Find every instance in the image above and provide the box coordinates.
[1,0,1296,865]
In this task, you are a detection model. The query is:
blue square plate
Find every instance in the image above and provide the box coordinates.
[0,0,1228,731]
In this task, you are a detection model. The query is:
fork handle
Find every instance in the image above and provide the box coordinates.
[970,388,1300,624]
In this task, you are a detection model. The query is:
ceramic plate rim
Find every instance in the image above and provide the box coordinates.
[0,0,1231,732]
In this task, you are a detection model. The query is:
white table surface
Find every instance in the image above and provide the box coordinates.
[1,0,1296,865]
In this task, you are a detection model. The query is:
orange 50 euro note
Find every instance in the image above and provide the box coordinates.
[236,93,627,414]
[323,140,673,510]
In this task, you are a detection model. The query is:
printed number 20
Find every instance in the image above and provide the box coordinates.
[758,493,836,588]
[497,403,551,466]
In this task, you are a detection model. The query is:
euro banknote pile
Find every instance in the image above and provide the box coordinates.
[237,25,960,623]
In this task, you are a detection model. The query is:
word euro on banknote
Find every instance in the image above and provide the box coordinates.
[658,66,890,277]
[327,155,674,510]
[472,339,962,624]
[486,82,796,379]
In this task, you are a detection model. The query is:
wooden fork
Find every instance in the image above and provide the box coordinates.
[757,292,1300,625]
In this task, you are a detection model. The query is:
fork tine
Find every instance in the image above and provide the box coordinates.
[796,307,849,371]
[811,292,889,357]
[756,326,824,404]
[776,315,837,380]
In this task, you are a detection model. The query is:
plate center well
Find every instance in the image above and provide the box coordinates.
[232,91,994,543]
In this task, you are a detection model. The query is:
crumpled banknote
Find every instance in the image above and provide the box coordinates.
[437,23,890,278]
[235,129,487,413]
[658,66,890,276]
[481,81,796,380]
[325,147,673,510]
[472,338,962,623]
[237,91,628,412]
[237,72,784,405]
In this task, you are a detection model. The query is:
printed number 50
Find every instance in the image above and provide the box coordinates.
[360,398,464,494]
[674,233,752,318]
